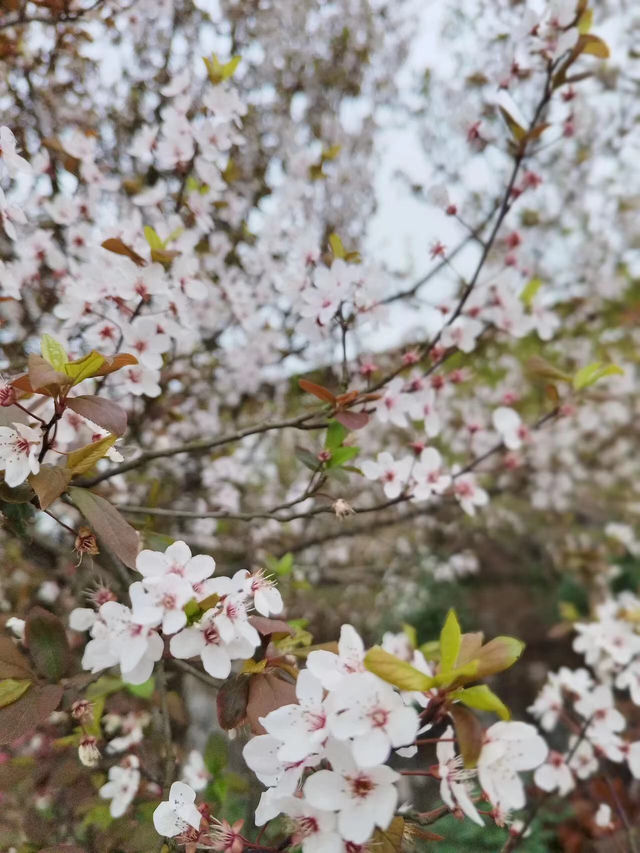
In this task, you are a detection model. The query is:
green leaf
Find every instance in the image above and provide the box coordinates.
[25,607,71,682]
[273,553,293,576]
[66,434,117,475]
[573,362,624,391]
[143,225,164,250]
[439,609,462,674]
[204,732,228,775]
[325,420,348,450]
[326,446,360,468]
[203,53,241,84]
[295,447,320,471]
[63,351,106,385]
[40,334,68,371]
[329,233,346,259]
[364,646,434,691]
[83,694,106,737]
[321,144,341,162]
[578,33,610,58]
[86,675,124,699]
[520,276,543,307]
[81,803,113,831]
[402,623,417,649]
[499,106,526,144]
[471,635,525,679]
[430,660,479,688]
[456,684,511,720]
[222,55,241,79]
[578,8,593,34]
[126,677,155,698]
[183,598,201,626]
[0,678,31,708]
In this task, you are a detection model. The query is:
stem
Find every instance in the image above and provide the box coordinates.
[604,772,639,853]
[13,401,47,425]
[157,660,175,796]
[170,658,223,689]
[44,508,77,536]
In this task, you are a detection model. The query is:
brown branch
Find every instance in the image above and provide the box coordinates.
[76,411,329,487]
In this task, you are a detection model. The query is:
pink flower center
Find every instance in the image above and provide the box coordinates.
[161,593,176,609]
[347,773,375,799]
[297,816,319,838]
[304,711,326,732]
[15,436,31,455]
[370,708,389,728]
[203,625,220,645]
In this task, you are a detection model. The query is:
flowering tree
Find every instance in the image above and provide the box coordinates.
[0,0,639,850]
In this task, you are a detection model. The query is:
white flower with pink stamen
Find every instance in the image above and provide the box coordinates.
[0,422,43,487]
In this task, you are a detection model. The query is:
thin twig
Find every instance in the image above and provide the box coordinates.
[76,411,329,487]
[157,660,175,795]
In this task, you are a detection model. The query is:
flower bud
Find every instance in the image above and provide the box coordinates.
[332,499,355,519]
[71,699,93,725]
[0,382,16,407]
[78,735,101,767]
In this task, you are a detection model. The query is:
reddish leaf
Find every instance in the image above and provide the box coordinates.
[92,352,139,376]
[249,616,293,637]
[10,373,38,395]
[246,671,297,734]
[25,607,71,682]
[298,379,336,404]
[217,674,250,730]
[68,487,139,569]
[101,237,146,267]
[27,354,70,392]
[412,828,445,842]
[28,465,72,510]
[0,683,63,744]
[0,637,33,679]
[334,390,359,407]
[450,704,484,768]
[334,410,369,430]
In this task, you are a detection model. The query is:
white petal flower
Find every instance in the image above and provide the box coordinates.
[152,781,201,837]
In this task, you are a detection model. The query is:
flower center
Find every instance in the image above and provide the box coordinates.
[16,437,31,455]
[203,625,220,645]
[297,816,319,838]
[347,773,375,799]
[370,708,389,728]
[304,711,326,732]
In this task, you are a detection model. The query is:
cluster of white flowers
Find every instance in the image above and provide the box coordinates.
[241,625,416,848]
[236,624,547,848]
[528,592,640,801]
[362,448,488,515]
[69,541,283,684]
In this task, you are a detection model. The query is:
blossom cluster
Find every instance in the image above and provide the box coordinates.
[528,591,640,807]
[70,541,282,684]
